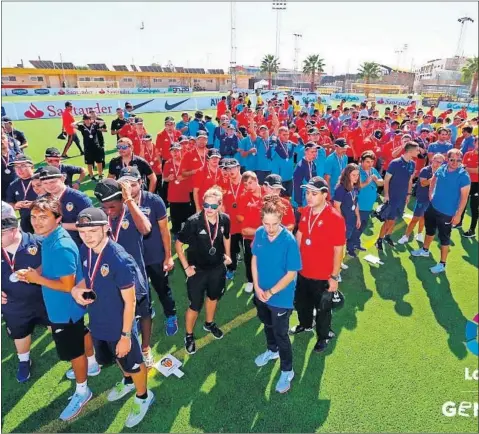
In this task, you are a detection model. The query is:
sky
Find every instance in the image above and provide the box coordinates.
[1,2,478,74]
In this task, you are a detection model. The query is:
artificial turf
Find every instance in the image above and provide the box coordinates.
[1,108,478,433]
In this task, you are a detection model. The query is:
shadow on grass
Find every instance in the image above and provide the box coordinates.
[406,245,469,360]
[459,232,478,267]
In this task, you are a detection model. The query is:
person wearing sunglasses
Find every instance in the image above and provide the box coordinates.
[1,202,49,383]
[412,149,471,274]
[93,178,154,366]
[44,147,86,189]
[108,138,157,193]
[176,187,232,355]
[71,207,154,428]
[251,196,301,394]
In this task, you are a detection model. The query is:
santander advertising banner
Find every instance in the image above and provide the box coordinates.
[2,87,192,97]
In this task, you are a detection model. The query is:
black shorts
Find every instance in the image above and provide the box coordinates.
[93,333,143,374]
[84,144,105,165]
[4,313,50,340]
[186,263,226,312]
[135,295,152,319]
[50,317,88,362]
[425,205,453,246]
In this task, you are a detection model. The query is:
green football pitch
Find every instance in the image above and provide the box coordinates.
[1,109,478,433]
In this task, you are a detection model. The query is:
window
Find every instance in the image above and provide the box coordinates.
[2,76,16,82]
[168,79,176,83]
[93,77,105,82]
[123,77,133,82]
[78,77,91,82]
[194,79,200,83]
[207,79,213,83]
[153,78,162,83]
[30,76,44,82]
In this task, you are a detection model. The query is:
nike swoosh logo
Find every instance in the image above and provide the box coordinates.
[165,98,190,111]
[277,311,287,317]
[132,99,154,111]
[131,363,140,370]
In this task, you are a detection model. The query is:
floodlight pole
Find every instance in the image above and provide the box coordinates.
[59,53,66,87]
[293,33,302,89]
[456,17,474,57]
[272,2,287,88]
[230,1,237,90]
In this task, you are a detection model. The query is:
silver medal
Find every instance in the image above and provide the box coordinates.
[209,247,216,256]
[175,180,180,185]
[9,273,19,283]
[89,135,93,139]
[305,238,312,246]
[5,169,11,174]
[352,205,356,211]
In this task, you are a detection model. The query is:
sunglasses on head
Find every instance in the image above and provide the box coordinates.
[203,203,220,210]
[117,144,130,150]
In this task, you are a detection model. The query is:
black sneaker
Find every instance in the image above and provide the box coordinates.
[288,325,313,335]
[313,340,328,353]
[375,238,383,251]
[185,335,196,354]
[355,245,367,252]
[203,322,224,339]
[347,250,357,258]
[98,174,104,180]
[384,235,395,246]
[463,230,476,238]
[90,175,98,182]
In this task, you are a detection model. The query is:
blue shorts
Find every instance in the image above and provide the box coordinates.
[413,200,430,217]
[135,295,152,319]
[385,199,407,221]
[4,312,50,340]
[93,332,143,374]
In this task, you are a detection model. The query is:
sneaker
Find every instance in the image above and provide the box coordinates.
[142,348,155,368]
[340,262,349,270]
[254,349,280,367]
[237,254,243,263]
[337,273,342,283]
[347,250,357,258]
[375,238,383,251]
[288,324,313,335]
[244,282,254,293]
[90,175,98,182]
[185,335,196,354]
[453,223,462,229]
[203,322,224,339]
[328,329,336,340]
[17,360,32,383]
[226,270,235,280]
[355,245,367,252]
[384,235,395,246]
[313,340,328,353]
[107,378,136,402]
[275,370,295,393]
[463,230,476,238]
[415,233,424,243]
[430,263,446,274]
[98,174,104,180]
[397,235,409,245]
[59,388,93,421]
[165,315,179,336]
[411,248,430,258]
[66,362,101,380]
[124,390,155,428]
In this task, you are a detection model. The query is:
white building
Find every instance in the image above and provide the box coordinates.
[414,57,467,81]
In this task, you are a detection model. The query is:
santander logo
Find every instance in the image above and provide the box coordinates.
[99,89,105,94]
[24,103,45,119]
[58,90,65,95]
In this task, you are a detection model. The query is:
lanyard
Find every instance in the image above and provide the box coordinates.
[108,207,127,242]
[307,161,314,179]
[335,154,345,173]
[196,149,206,168]
[21,179,32,198]
[350,189,357,203]
[229,179,241,202]
[2,248,17,273]
[173,159,182,179]
[278,140,289,159]
[87,243,107,288]
[307,204,327,238]
[207,165,218,182]
[203,213,219,248]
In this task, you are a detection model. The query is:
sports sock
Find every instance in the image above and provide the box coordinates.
[76,380,88,395]
[87,355,97,367]
[136,391,148,400]
[423,247,429,252]
[18,352,30,362]
[124,376,134,385]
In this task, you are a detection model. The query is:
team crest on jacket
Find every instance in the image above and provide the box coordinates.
[27,245,38,256]
[121,219,130,230]
[100,264,109,277]
[66,202,74,212]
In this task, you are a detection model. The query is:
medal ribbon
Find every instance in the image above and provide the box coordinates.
[203,212,220,249]
[307,204,327,239]
[229,180,241,203]
[2,248,16,273]
[21,179,32,198]
[108,207,127,242]
[87,243,107,289]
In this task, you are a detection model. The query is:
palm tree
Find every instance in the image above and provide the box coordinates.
[260,54,279,90]
[461,57,478,97]
[357,62,381,97]
[303,55,326,91]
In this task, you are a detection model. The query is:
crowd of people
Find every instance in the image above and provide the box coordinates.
[1,92,477,428]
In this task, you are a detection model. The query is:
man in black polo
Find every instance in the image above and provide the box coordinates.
[72,115,105,181]
[44,147,86,189]
[108,137,157,192]
[175,186,232,354]
[111,108,128,141]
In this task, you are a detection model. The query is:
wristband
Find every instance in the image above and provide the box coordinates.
[121,331,131,338]
[184,265,191,271]
[124,198,134,204]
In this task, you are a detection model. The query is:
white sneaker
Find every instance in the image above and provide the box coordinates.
[125,390,155,428]
[340,262,348,270]
[415,233,424,243]
[244,282,254,293]
[255,350,280,367]
[142,348,155,368]
[398,235,409,245]
[411,248,430,258]
[66,362,101,380]
[107,378,136,402]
